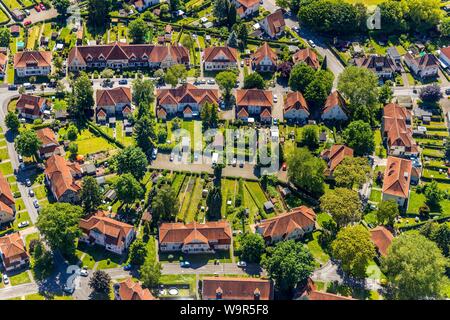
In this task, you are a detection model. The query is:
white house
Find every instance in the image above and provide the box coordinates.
[283,91,309,123]
[382,156,412,208]
[14,51,52,77]
[231,0,260,19]
[203,46,238,71]
[321,91,349,122]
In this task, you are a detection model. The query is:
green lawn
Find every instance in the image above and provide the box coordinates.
[58,127,117,156]
[32,185,48,200]
[369,188,382,203]
[77,243,122,269]
[9,271,31,286]
[0,161,13,175]
[12,211,32,229]
[2,0,23,10]
[305,231,330,266]
[0,7,9,24]
[25,232,40,251]
[185,176,204,223]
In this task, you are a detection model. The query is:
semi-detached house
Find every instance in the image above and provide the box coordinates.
[203,46,238,71]
[14,50,52,77]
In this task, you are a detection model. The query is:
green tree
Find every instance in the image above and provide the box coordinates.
[333,157,371,189]
[128,18,149,44]
[216,71,237,105]
[234,23,248,48]
[70,72,94,118]
[320,188,362,228]
[300,125,319,151]
[304,69,334,109]
[134,116,156,158]
[0,27,10,47]
[343,120,375,156]
[128,239,148,266]
[440,17,450,37]
[213,0,236,29]
[262,240,315,295]
[68,142,78,157]
[80,176,102,214]
[5,112,19,132]
[287,147,326,197]
[376,200,399,226]
[383,232,447,299]
[238,233,265,263]
[424,181,443,210]
[114,173,144,206]
[66,124,78,141]
[379,81,394,104]
[89,270,111,294]
[132,78,155,116]
[243,72,265,89]
[379,0,408,34]
[332,225,375,278]
[140,253,162,288]
[165,64,187,87]
[87,0,112,28]
[15,130,42,159]
[151,184,178,222]
[115,146,148,181]
[207,186,222,221]
[53,0,70,15]
[405,0,442,33]
[31,240,54,280]
[288,63,316,93]
[36,203,82,257]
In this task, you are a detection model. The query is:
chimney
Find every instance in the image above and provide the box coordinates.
[216,287,223,300]
[254,288,261,300]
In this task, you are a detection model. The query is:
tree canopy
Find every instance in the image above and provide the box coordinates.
[151,184,178,222]
[320,188,362,228]
[115,146,148,181]
[333,157,371,189]
[342,120,375,156]
[15,130,42,159]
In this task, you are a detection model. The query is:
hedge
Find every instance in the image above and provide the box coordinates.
[86,121,125,150]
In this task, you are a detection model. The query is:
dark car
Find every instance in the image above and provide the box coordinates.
[8,84,18,90]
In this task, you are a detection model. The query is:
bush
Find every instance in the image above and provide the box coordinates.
[168,254,174,262]
[419,205,430,217]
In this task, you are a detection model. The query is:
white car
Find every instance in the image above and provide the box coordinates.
[232,157,237,167]
[273,94,278,103]
[80,267,88,277]
[2,274,9,285]
[170,153,174,161]
[207,79,215,85]
[28,188,34,197]
[18,221,29,228]
[309,40,316,48]
[237,261,247,267]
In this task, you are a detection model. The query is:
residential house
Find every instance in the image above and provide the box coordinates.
[14,51,52,77]
[321,91,349,122]
[79,212,135,255]
[382,103,419,157]
[67,42,189,71]
[438,46,450,68]
[320,144,354,179]
[203,46,238,71]
[382,156,412,207]
[0,233,29,272]
[259,9,285,39]
[159,221,232,254]
[96,87,132,119]
[202,277,273,300]
[251,206,316,245]
[292,48,320,69]
[283,91,309,123]
[251,42,277,72]
[370,226,394,257]
[36,128,61,159]
[297,279,354,300]
[0,172,15,224]
[133,0,160,11]
[15,94,47,120]
[10,25,20,37]
[44,154,82,203]
[231,0,260,19]
[353,55,398,79]
[115,278,156,300]
[156,83,219,119]
[0,48,7,79]
[404,53,439,79]
[236,89,273,122]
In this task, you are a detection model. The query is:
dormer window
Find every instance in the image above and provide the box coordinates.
[215,287,223,300]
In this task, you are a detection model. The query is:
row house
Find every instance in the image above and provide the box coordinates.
[0,172,15,224]
[251,206,316,245]
[44,154,82,203]
[353,54,399,79]
[404,53,439,79]
[283,91,309,123]
[96,87,133,121]
[321,91,349,122]
[0,233,29,272]
[156,83,219,119]
[159,221,232,254]
[36,127,62,159]
[14,51,52,78]
[236,89,273,123]
[15,94,48,120]
[202,277,273,300]
[292,48,320,70]
[382,156,413,207]
[251,42,277,73]
[67,42,189,71]
[320,144,354,179]
[382,103,419,157]
[115,278,156,300]
[79,212,135,255]
[203,46,239,71]
[231,0,260,19]
[0,47,7,79]
[260,9,285,39]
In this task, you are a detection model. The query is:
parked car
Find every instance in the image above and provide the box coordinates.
[34,5,41,12]
[170,153,174,161]
[2,274,9,285]
[123,264,132,271]
[80,267,88,277]
[8,84,17,91]
[178,153,182,161]
[232,157,237,167]
[18,155,23,162]
[25,178,31,187]
[18,221,29,228]
[180,261,191,268]
[273,94,278,103]
[118,79,128,85]
[308,39,316,48]
[239,161,244,168]
[237,261,247,267]
[445,88,450,95]
[24,20,31,26]
[240,60,244,67]
[40,3,46,10]
[33,199,39,208]
[63,285,75,294]
[207,79,215,85]
[28,188,34,197]
[24,9,30,15]
[152,148,158,160]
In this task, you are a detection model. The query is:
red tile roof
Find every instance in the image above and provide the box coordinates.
[79,213,134,247]
[284,91,309,114]
[370,226,394,257]
[16,94,46,117]
[96,87,132,108]
[36,127,58,146]
[405,53,438,70]
[382,156,412,198]
[251,42,277,66]
[202,277,273,300]
[0,232,29,269]
[292,48,320,69]
[118,278,156,300]
[263,9,285,36]
[255,206,316,241]
[236,89,273,108]
[157,84,219,107]
[159,221,232,245]
[14,51,52,68]
[323,91,348,115]
[320,144,354,174]
[382,103,418,153]
[203,46,238,63]
[0,172,14,217]
[44,155,81,200]
[300,279,355,300]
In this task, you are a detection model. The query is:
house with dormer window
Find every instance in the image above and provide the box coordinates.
[14,51,52,77]
[203,46,239,71]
